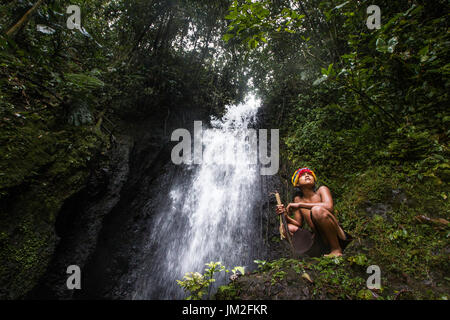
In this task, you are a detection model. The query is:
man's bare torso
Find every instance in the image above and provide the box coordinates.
[293,187,333,230]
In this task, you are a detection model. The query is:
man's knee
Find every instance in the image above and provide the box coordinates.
[311,206,330,221]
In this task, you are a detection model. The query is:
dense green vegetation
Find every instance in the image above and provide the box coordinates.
[0,0,246,299]
[1,0,448,299]
[218,0,449,299]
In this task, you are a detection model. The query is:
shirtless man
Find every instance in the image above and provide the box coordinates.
[276,167,347,257]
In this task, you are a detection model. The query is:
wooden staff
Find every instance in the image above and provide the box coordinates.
[275,192,285,240]
[275,191,293,248]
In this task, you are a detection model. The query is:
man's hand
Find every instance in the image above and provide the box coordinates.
[276,204,287,216]
[286,202,301,213]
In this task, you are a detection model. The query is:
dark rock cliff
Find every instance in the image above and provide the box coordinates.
[26,104,210,299]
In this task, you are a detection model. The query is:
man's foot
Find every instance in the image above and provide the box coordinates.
[324,250,343,258]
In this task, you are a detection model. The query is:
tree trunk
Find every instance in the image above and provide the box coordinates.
[6,0,45,37]
[159,11,174,52]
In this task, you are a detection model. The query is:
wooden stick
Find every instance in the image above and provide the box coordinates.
[6,0,45,37]
[274,192,293,248]
[275,192,285,240]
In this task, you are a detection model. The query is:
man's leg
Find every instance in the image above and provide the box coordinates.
[310,206,344,257]
[281,223,299,238]
[288,223,298,236]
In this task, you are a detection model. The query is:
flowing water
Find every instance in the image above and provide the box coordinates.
[131,95,265,299]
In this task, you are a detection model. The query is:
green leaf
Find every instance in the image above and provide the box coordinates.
[376,38,388,53]
[387,37,398,53]
[64,73,104,89]
[222,33,234,42]
[327,63,334,75]
[225,10,238,20]
[248,37,258,49]
[357,289,373,300]
[313,75,328,86]
[232,266,245,275]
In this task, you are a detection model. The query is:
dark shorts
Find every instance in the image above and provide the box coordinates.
[314,224,353,254]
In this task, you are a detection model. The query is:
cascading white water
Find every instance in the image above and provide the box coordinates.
[132,95,264,299]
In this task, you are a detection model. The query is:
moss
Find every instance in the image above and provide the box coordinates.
[335,165,449,299]
[0,164,94,298]
[222,163,449,300]
[215,284,241,300]
[0,211,52,299]
[0,105,105,299]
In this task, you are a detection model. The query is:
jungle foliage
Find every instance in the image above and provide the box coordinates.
[221,0,449,299]
[0,0,249,299]
[0,0,449,300]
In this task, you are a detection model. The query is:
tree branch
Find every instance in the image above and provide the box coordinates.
[6,0,45,37]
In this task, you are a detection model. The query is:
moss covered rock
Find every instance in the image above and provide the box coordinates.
[0,109,104,299]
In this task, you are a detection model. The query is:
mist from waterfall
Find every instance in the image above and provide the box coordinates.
[132,95,264,299]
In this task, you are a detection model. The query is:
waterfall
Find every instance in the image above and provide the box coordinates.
[132,95,264,299]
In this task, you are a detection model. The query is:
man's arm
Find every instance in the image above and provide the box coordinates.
[286,186,334,213]
[277,206,302,227]
[277,195,303,227]
[285,211,302,227]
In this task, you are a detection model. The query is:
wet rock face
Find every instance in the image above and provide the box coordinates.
[27,137,132,299]
[27,101,292,300]
[364,188,411,223]
[366,203,393,216]
[365,203,394,223]
[85,105,290,300]
[217,268,314,300]
[391,188,408,205]
[28,106,212,299]
[0,128,102,300]
[77,140,176,299]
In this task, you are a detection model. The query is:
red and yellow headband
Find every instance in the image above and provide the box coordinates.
[291,167,317,186]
